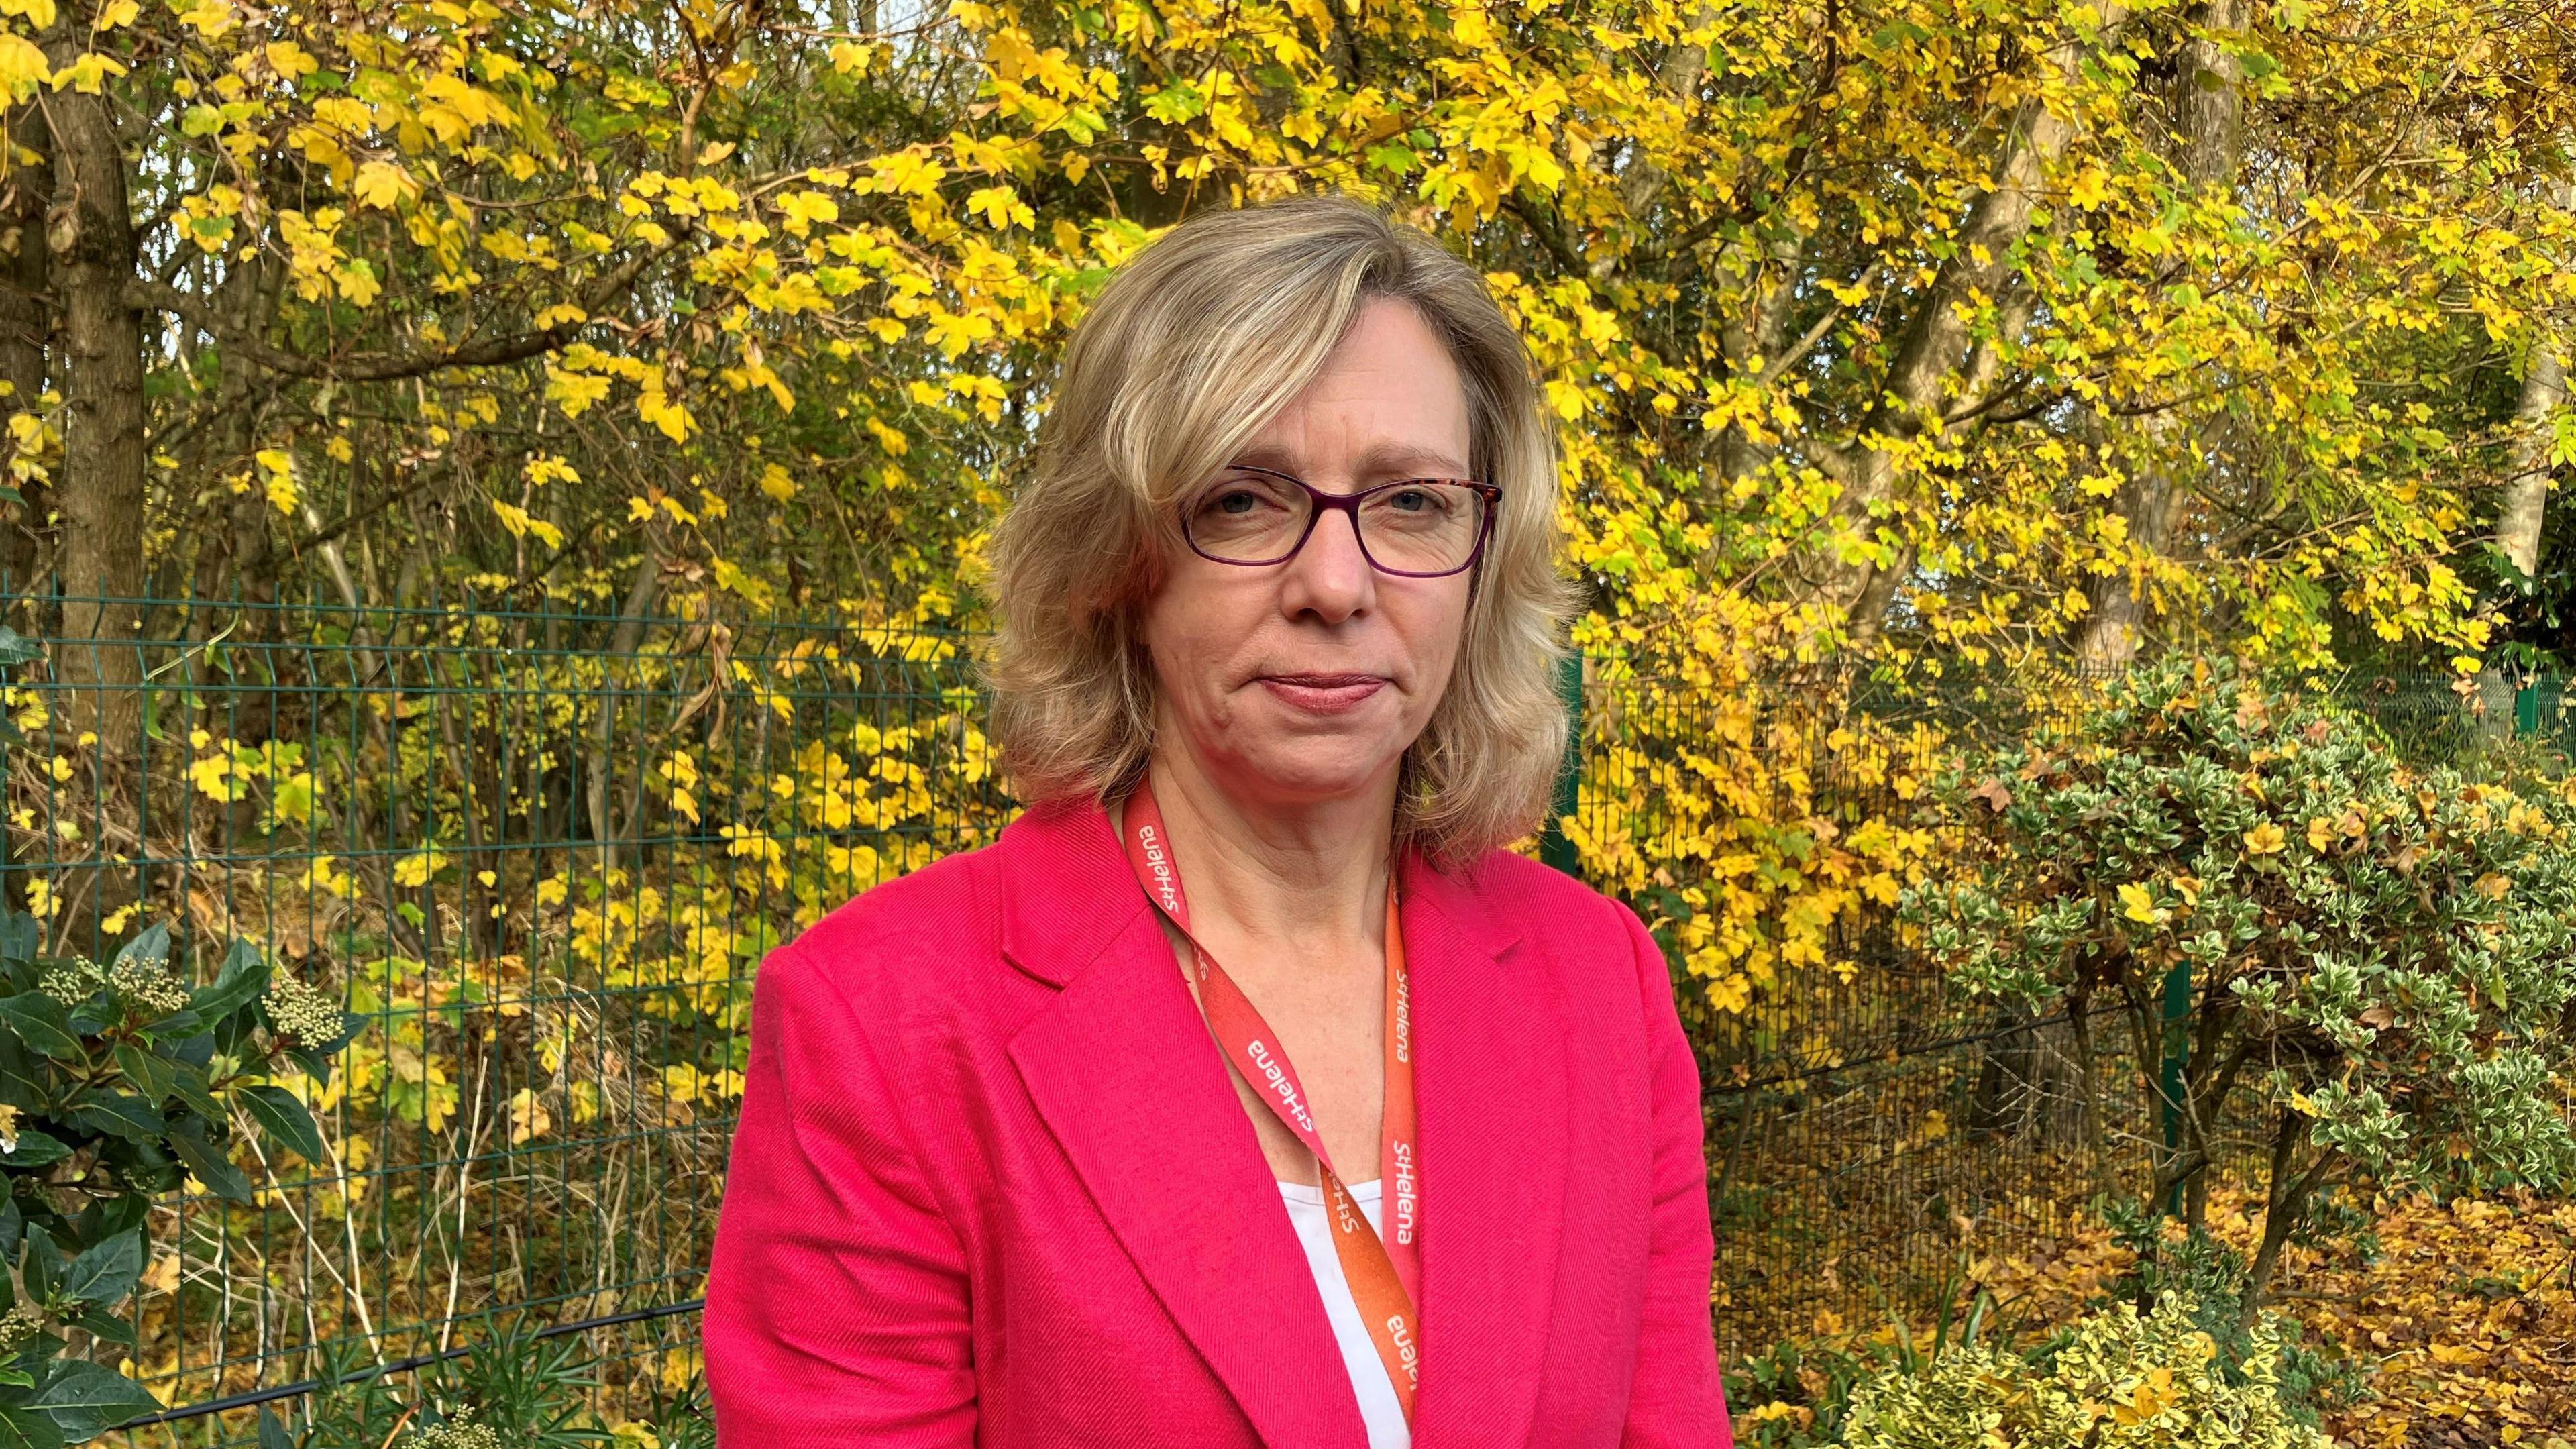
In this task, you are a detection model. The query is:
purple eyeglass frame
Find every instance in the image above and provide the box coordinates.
[1180,464,1503,578]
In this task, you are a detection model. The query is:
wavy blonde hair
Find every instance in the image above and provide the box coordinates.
[983,194,1573,865]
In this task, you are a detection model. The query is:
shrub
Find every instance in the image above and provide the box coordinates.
[1904,658,2576,1309]
[0,908,356,1444]
[256,1318,618,1448]
[1841,1297,2331,1449]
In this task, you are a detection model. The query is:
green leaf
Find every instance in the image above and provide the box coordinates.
[0,1132,69,1169]
[65,1093,162,1143]
[61,1232,141,1308]
[0,628,40,669]
[28,1359,159,1438]
[0,915,35,973]
[166,1064,223,1126]
[234,1085,323,1163]
[111,1044,174,1107]
[109,924,169,976]
[163,1126,253,1204]
[0,997,80,1061]
[66,1306,134,1348]
[138,1008,202,1040]
[256,1405,294,1449]
[0,1404,66,1449]
[186,941,269,1026]
[21,1227,60,1302]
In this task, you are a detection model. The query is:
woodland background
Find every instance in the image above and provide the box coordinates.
[0,0,2568,1444]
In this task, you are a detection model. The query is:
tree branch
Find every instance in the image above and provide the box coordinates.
[123,235,681,383]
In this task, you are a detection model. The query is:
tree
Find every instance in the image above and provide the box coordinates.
[0,0,2562,692]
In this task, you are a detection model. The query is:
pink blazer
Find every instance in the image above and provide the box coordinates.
[704,798,1733,1448]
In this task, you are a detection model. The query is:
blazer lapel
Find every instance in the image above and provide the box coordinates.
[1001,804,1364,1449]
[1403,854,1566,1449]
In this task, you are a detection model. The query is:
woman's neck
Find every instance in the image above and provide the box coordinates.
[1142,749,1397,957]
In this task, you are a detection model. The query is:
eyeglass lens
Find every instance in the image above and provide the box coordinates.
[1185,470,1487,572]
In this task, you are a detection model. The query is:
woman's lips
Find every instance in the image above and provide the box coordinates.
[1258,673,1388,714]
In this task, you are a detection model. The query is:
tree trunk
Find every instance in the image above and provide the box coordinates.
[2496,178,2569,582]
[40,40,148,760]
[1823,4,2132,641]
[2076,0,2248,667]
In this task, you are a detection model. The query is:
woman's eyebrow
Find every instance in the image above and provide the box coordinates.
[1360,443,1472,478]
[1224,443,1472,478]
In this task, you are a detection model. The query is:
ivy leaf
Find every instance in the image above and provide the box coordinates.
[234,1086,324,1163]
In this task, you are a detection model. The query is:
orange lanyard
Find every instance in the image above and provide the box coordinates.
[1121,779,1421,1421]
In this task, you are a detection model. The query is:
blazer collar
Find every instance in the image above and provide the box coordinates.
[999,797,1562,1448]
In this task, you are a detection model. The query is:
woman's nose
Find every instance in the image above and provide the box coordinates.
[1279,504,1376,621]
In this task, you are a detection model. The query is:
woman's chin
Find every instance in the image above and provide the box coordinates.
[1216,742,1404,808]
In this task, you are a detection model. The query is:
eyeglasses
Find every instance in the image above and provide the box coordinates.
[1179,465,1501,578]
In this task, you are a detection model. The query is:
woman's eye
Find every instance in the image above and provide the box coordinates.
[1216,490,1260,515]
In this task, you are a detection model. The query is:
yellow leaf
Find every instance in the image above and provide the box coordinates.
[547,368,611,416]
[507,1087,551,1146]
[48,52,127,95]
[176,0,235,37]
[965,184,1034,231]
[352,161,416,211]
[0,33,50,97]
[393,850,448,888]
[2243,821,2286,855]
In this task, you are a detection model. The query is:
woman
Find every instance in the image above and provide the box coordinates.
[704,195,1731,1448]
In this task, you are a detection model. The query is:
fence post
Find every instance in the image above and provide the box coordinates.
[1538,652,1586,875]
[2158,960,2192,1216]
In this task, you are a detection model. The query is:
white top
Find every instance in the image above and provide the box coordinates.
[1277,1178,1411,1449]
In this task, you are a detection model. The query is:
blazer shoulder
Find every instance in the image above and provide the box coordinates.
[1452,851,1667,1019]
[771,841,1004,1006]
[1460,849,1638,938]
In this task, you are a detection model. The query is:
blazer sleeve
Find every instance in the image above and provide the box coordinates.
[1615,900,1736,1448]
[704,938,976,1447]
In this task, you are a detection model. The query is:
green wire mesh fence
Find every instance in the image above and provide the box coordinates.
[0,584,2561,1442]
[3,584,1006,1443]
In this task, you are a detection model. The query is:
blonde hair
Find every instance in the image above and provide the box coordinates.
[983,194,1574,865]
